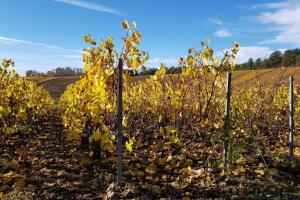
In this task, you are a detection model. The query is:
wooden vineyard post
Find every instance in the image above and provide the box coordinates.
[223,72,232,168]
[117,58,123,185]
[289,76,294,156]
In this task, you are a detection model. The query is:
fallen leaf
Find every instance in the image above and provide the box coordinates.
[57,170,68,177]
[145,164,156,174]
[41,168,52,174]
[13,179,26,189]
[254,169,265,176]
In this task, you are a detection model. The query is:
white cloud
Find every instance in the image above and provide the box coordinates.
[236,46,273,63]
[256,1,300,46]
[214,29,232,37]
[216,46,272,63]
[209,18,224,25]
[54,0,124,16]
[147,57,178,67]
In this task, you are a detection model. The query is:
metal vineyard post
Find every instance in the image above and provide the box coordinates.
[117,58,123,185]
[289,76,294,156]
[224,72,232,168]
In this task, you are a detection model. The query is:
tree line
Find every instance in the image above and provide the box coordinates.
[26,48,300,77]
[26,67,84,77]
[26,66,181,77]
[137,48,300,75]
[137,66,181,76]
[237,48,300,70]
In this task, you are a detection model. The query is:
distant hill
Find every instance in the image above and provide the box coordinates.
[28,76,80,99]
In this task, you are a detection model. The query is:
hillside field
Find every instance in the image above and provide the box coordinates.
[28,67,300,99]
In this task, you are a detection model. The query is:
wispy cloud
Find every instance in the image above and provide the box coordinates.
[253,1,300,9]
[0,35,83,75]
[209,18,224,25]
[214,29,232,37]
[54,0,125,16]
[0,36,62,49]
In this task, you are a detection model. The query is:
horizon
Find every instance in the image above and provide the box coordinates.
[1,0,300,75]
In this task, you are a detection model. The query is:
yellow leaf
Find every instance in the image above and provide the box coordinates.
[233,42,240,51]
[83,35,96,45]
[159,127,164,135]
[84,64,91,72]
[210,66,217,75]
[105,68,114,76]
[132,31,141,45]
[9,159,19,170]
[125,39,134,51]
[111,135,116,140]
[131,57,141,69]
[188,48,194,54]
[187,55,194,66]
[122,116,127,127]
[254,169,265,175]
[212,56,220,66]
[83,53,88,62]
[167,155,172,162]
[231,59,236,71]
[66,129,81,141]
[202,57,209,66]
[125,137,134,153]
[170,134,179,144]
[165,126,179,144]
[182,166,192,175]
[90,132,102,142]
[0,106,7,117]
[122,20,130,29]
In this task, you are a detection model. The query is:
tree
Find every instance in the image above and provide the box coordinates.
[247,58,254,70]
[282,50,296,67]
[255,58,262,69]
[139,67,157,75]
[268,51,282,67]
[167,66,181,74]
[262,58,270,68]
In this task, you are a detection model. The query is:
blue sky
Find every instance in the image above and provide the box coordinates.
[0,0,300,75]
